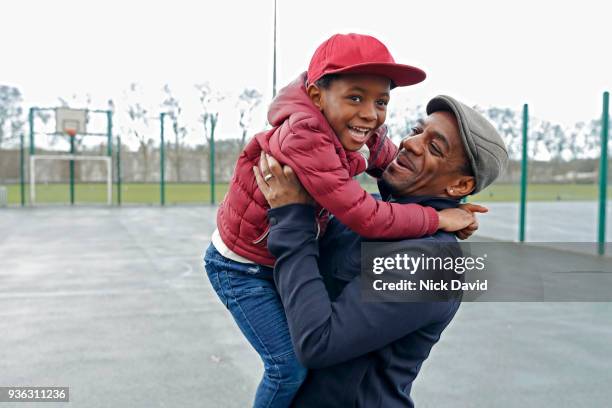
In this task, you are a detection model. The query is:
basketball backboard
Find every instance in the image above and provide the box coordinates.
[55,108,87,135]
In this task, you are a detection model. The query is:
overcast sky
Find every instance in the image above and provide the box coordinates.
[3,0,611,142]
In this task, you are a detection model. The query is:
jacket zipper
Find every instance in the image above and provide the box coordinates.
[252,226,270,244]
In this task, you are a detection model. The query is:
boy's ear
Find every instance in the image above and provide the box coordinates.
[307,84,324,111]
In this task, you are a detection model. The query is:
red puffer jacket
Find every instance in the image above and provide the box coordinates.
[216,73,439,266]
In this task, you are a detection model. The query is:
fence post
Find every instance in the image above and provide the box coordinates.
[598,91,609,255]
[70,136,75,205]
[28,107,35,155]
[116,135,122,206]
[106,110,113,157]
[20,133,25,206]
[519,104,529,242]
[160,113,166,206]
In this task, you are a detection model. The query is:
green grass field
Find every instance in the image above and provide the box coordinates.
[3,183,229,205]
[467,184,605,202]
[1,182,608,205]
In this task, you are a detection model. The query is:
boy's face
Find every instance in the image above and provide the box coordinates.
[309,74,391,151]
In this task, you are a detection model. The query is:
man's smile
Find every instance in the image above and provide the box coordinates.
[395,151,417,173]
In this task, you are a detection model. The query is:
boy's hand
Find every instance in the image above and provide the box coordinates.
[459,203,488,215]
[454,203,487,240]
[456,218,479,240]
[437,208,476,233]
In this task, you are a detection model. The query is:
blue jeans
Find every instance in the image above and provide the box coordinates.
[204,244,307,408]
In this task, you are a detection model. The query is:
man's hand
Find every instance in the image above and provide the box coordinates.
[253,151,315,208]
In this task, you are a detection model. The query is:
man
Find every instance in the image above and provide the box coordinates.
[253,95,508,407]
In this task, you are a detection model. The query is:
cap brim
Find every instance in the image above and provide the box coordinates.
[322,62,426,87]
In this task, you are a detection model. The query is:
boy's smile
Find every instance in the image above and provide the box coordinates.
[308,74,391,151]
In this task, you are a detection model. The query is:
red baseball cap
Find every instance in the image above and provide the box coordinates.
[307,33,426,87]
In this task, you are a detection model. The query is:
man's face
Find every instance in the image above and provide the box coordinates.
[314,74,391,151]
[382,111,473,197]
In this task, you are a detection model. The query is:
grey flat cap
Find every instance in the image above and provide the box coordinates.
[426,95,509,194]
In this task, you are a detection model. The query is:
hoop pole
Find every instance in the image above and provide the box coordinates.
[117,135,122,206]
[598,91,609,255]
[106,110,113,157]
[160,113,166,206]
[519,103,528,242]
[69,136,75,205]
[29,107,35,155]
[20,133,25,206]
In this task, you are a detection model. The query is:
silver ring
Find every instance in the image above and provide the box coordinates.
[264,174,274,182]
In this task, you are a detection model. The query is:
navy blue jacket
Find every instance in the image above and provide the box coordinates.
[267,195,463,408]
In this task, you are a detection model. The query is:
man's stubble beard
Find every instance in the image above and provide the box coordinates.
[378,175,404,197]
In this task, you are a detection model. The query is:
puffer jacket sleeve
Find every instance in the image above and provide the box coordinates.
[365,125,399,178]
[345,151,367,176]
[271,116,439,239]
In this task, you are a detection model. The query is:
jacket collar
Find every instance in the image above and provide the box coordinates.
[378,180,460,211]
[389,194,460,211]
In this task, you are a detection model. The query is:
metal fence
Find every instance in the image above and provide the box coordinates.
[1,93,610,251]
[0,186,7,207]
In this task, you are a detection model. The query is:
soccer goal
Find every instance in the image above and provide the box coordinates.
[30,155,112,205]
[27,106,114,206]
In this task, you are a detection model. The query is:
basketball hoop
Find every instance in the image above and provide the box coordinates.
[65,128,77,137]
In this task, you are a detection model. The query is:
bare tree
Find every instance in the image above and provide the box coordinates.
[237,88,262,150]
[195,83,219,142]
[123,83,153,182]
[0,85,24,148]
[475,106,523,161]
[162,84,187,182]
[385,103,424,144]
[195,83,225,182]
[584,119,602,160]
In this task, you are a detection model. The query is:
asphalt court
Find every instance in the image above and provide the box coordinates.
[475,201,612,244]
[1,204,611,407]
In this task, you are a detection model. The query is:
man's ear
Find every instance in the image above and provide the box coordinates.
[446,176,476,198]
[307,84,324,111]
